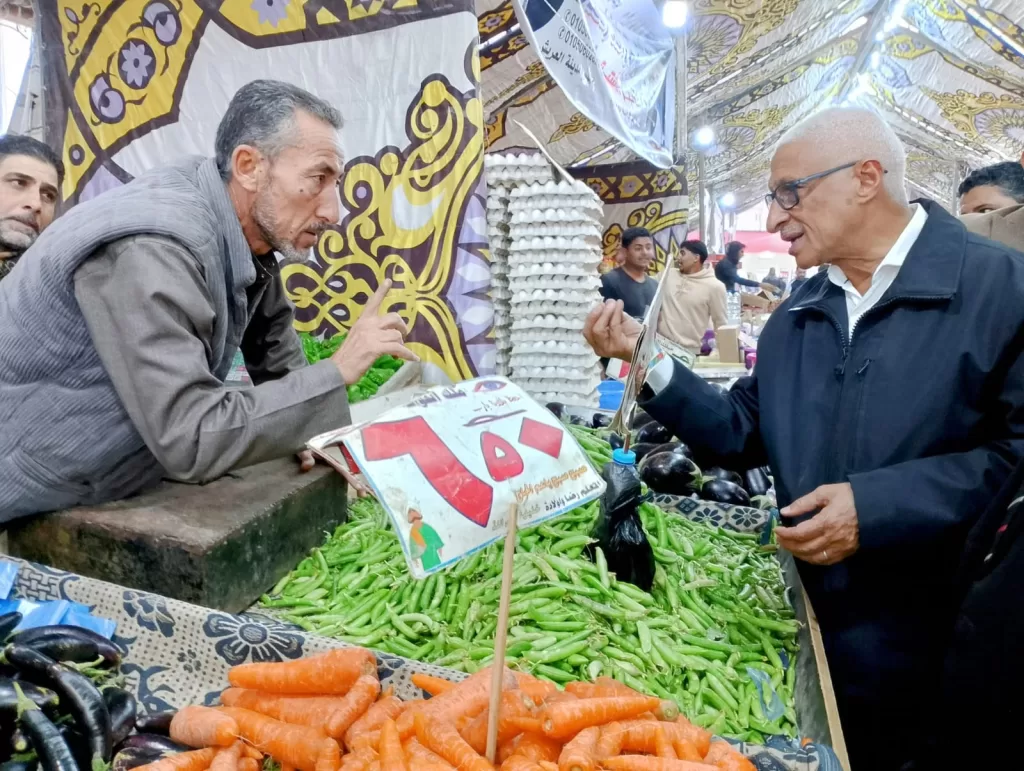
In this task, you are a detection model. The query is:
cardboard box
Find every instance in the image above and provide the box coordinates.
[717,325,742,364]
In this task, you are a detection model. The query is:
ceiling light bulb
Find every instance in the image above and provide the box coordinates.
[694,126,715,147]
[720,192,736,208]
[662,0,688,29]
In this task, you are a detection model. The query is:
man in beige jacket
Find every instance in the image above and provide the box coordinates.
[656,239,727,355]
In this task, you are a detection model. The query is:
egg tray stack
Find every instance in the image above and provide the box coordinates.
[485,185,513,375]
[484,153,554,377]
[508,179,604,408]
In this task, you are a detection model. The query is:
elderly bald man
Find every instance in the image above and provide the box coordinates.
[584,108,1024,768]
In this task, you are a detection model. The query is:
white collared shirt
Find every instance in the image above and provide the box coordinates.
[827,203,928,337]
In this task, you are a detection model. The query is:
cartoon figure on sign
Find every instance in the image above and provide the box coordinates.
[408,508,444,570]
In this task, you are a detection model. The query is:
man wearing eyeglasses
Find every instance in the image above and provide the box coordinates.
[584,107,1024,769]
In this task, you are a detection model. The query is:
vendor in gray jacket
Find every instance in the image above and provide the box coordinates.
[0,80,415,520]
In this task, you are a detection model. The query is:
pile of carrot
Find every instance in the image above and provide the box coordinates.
[135,647,757,771]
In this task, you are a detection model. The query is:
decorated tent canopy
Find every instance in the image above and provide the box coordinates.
[479,0,1024,220]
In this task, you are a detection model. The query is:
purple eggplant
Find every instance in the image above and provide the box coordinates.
[632,411,654,428]
[545,402,566,420]
[132,711,174,737]
[744,468,771,497]
[104,688,137,747]
[608,433,624,450]
[647,442,694,461]
[17,707,77,771]
[113,747,163,771]
[0,679,60,713]
[705,467,744,488]
[700,479,751,506]
[639,453,702,496]
[5,644,112,764]
[13,626,121,668]
[118,735,189,755]
[627,443,661,462]
[634,421,672,446]
[591,413,612,429]
[0,761,37,771]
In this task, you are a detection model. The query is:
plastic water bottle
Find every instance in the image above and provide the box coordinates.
[726,291,741,324]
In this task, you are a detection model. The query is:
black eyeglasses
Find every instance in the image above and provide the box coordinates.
[765,161,883,211]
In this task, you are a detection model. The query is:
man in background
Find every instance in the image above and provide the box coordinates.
[958,160,1024,215]
[764,267,787,294]
[714,240,774,293]
[599,226,656,319]
[0,135,62,281]
[961,154,1024,249]
[788,267,808,294]
[657,239,727,356]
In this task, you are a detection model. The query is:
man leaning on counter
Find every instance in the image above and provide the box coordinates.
[0,80,416,521]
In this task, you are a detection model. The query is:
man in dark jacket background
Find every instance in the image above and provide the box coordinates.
[583,107,1024,769]
[713,241,773,293]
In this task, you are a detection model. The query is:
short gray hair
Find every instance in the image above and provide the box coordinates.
[215,80,343,181]
[776,107,909,206]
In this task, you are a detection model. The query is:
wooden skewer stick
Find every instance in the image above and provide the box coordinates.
[485,502,519,763]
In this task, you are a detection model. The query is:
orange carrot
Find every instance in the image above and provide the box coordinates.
[501,757,543,771]
[378,719,407,771]
[601,758,716,771]
[595,723,624,760]
[673,718,712,758]
[462,691,536,755]
[606,720,711,759]
[222,689,349,736]
[210,742,244,771]
[539,697,661,740]
[239,760,260,771]
[228,648,377,695]
[565,683,677,721]
[671,741,702,763]
[653,729,675,761]
[412,673,455,696]
[398,668,517,739]
[242,746,263,761]
[340,748,377,771]
[316,737,342,771]
[403,738,452,768]
[326,674,381,739]
[217,707,337,771]
[171,707,239,748]
[512,672,558,703]
[367,763,380,771]
[702,742,755,771]
[537,762,558,771]
[557,727,599,771]
[414,712,495,771]
[509,734,562,764]
[346,695,405,750]
[539,692,577,706]
[351,731,382,753]
[134,748,218,771]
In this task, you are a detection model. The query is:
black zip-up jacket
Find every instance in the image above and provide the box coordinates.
[640,201,1024,768]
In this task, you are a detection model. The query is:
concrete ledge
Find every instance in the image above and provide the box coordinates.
[7,459,347,612]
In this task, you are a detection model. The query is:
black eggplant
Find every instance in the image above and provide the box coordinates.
[5,645,112,763]
[0,613,22,643]
[0,679,60,713]
[647,441,695,461]
[117,736,189,755]
[639,453,701,496]
[608,433,624,450]
[132,711,174,737]
[17,708,77,771]
[56,725,90,771]
[545,402,566,420]
[567,414,586,426]
[103,688,136,747]
[634,421,672,446]
[112,748,162,771]
[705,467,744,487]
[744,467,771,497]
[632,410,654,428]
[591,413,612,429]
[627,443,660,462]
[700,479,751,506]
[12,627,121,669]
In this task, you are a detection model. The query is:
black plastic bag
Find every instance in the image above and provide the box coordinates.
[590,454,655,592]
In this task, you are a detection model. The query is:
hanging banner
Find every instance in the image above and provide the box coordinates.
[511,0,675,168]
[307,377,606,578]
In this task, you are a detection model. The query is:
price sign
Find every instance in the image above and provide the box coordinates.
[308,377,606,578]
